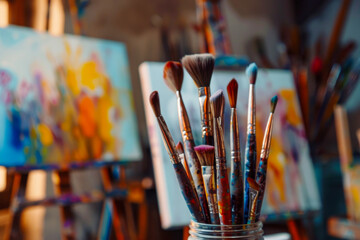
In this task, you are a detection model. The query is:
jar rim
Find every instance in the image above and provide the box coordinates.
[189,220,263,228]
[188,220,264,238]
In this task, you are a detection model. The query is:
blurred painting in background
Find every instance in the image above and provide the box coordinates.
[140,62,321,228]
[0,26,141,167]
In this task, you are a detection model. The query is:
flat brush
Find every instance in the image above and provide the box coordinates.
[255,95,277,222]
[210,90,231,225]
[164,61,210,223]
[182,54,215,146]
[227,79,244,224]
[247,178,260,224]
[149,91,205,223]
[194,145,220,224]
[244,63,258,223]
[176,141,196,196]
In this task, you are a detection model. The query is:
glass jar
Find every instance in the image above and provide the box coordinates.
[188,220,264,240]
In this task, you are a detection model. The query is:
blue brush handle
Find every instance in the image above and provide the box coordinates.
[243,133,256,223]
[255,156,268,221]
[173,162,206,223]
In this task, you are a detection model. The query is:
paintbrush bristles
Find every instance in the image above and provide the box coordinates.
[149,91,161,117]
[163,61,184,92]
[271,95,278,113]
[181,54,215,87]
[176,141,185,154]
[247,177,260,191]
[246,63,258,85]
[194,145,215,166]
[227,78,238,108]
[210,90,224,118]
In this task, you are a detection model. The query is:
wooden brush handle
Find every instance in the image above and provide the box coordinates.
[203,135,214,146]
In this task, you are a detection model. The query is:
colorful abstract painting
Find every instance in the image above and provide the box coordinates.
[140,62,321,228]
[0,26,141,167]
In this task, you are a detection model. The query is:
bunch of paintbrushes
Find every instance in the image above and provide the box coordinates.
[149,53,278,225]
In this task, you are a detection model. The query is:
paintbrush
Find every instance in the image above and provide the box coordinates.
[176,141,196,195]
[227,78,244,224]
[149,91,205,223]
[164,61,210,223]
[247,178,260,224]
[194,145,220,224]
[255,95,278,222]
[315,61,353,142]
[244,63,258,223]
[210,90,231,225]
[315,64,341,125]
[182,54,215,146]
[339,59,360,104]
[323,0,352,83]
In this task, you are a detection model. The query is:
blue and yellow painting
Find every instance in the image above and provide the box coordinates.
[0,26,141,167]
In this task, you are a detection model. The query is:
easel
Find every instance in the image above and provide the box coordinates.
[3,164,148,239]
[0,2,148,239]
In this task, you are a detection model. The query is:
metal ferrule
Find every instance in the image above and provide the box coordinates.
[259,113,274,160]
[202,166,217,212]
[176,91,194,141]
[214,117,226,160]
[198,87,213,138]
[157,116,180,164]
[248,187,259,224]
[230,108,241,162]
[247,84,256,134]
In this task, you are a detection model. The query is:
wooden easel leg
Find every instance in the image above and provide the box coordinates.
[137,201,148,240]
[287,219,309,240]
[183,225,189,240]
[98,199,113,240]
[287,219,301,240]
[53,170,76,240]
[100,167,129,240]
[6,172,28,240]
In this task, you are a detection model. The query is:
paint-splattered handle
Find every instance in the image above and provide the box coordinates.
[244,133,257,223]
[173,162,205,223]
[255,156,268,221]
[217,162,231,225]
[184,140,211,223]
[230,160,244,224]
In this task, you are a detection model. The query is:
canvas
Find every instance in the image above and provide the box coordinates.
[140,62,321,228]
[0,26,141,167]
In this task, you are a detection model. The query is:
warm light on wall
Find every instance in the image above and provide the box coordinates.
[0,167,6,192]
[48,0,65,35]
[0,0,9,27]
[33,0,48,31]
[23,170,47,240]
[26,170,47,201]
